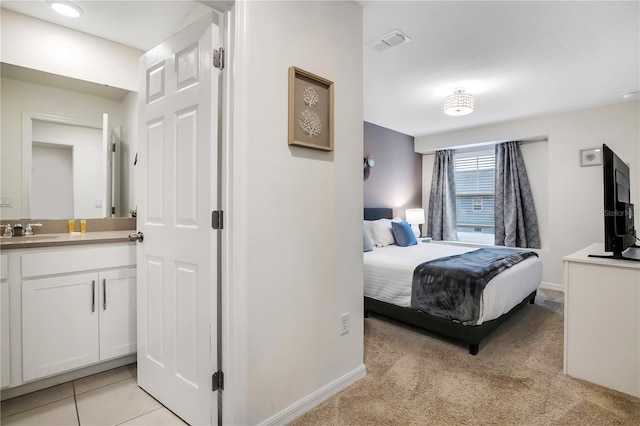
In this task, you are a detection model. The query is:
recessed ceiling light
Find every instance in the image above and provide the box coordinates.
[49,1,83,18]
[621,90,639,100]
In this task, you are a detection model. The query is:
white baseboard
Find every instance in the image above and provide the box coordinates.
[260,364,367,426]
[539,281,564,293]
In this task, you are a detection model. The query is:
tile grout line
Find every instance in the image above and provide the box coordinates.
[74,371,136,396]
[72,381,81,426]
[113,406,164,426]
[0,366,137,423]
[0,394,75,422]
[0,386,70,414]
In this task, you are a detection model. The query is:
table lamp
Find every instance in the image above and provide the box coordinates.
[405,208,425,237]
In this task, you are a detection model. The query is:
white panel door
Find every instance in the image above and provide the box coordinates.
[99,268,137,360]
[22,273,99,381]
[137,12,220,426]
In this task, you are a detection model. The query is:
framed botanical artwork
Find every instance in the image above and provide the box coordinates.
[580,148,602,167]
[288,66,334,151]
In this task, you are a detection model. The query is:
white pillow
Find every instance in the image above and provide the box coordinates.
[363,223,374,252]
[367,218,398,247]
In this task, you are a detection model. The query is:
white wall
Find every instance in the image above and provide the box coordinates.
[0,77,127,219]
[0,9,142,91]
[228,1,364,424]
[416,101,640,287]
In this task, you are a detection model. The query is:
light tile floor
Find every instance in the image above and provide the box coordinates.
[0,364,186,426]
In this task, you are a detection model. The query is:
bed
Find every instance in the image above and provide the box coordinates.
[363,208,543,355]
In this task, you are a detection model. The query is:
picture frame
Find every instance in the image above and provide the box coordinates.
[288,66,334,151]
[580,148,602,167]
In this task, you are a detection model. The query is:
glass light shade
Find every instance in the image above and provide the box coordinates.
[405,208,425,225]
[50,1,83,18]
[444,88,474,116]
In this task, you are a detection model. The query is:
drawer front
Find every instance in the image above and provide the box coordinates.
[22,244,136,278]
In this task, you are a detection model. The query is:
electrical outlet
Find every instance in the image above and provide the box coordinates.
[340,312,350,335]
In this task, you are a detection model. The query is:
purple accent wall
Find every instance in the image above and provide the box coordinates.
[364,122,422,219]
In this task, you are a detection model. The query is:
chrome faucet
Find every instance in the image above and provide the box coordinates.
[25,223,43,236]
[3,224,13,237]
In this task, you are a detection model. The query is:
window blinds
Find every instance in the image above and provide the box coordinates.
[454,147,495,232]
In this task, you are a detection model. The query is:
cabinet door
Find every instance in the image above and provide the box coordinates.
[22,273,99,381]
[1,279,9,388]
[98,268,136,360]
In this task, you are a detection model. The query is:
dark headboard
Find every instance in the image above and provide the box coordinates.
[364,208,393,221]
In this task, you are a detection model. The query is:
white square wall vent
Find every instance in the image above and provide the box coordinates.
[366,29,411,52]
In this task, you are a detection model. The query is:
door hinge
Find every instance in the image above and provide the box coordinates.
[212,370,224,391]
[112,142,116,152]
[213,47,225,70]
[212,210,223,230]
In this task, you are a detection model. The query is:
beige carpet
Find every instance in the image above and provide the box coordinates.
[291,298,640,425]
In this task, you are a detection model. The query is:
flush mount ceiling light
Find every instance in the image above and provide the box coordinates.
[49,1,83,18]
[443,88,475,116]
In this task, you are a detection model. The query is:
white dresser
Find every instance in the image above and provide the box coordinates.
[563,243,640,398]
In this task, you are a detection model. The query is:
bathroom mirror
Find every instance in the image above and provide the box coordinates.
[0,63,135,220]
[22,112,121,219]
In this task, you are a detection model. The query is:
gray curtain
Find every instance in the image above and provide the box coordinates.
[495,141,541,248]
[427,150,458,241]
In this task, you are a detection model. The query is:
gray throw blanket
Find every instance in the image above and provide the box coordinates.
[410,247,538,325]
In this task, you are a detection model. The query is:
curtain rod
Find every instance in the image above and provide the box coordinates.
[419,136,549,155]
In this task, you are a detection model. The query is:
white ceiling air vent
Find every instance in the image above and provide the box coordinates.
[367,29,411,53]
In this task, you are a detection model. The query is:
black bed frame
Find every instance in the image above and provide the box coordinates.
[364,207,536,355]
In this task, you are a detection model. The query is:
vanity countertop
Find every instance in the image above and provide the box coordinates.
[0,230,135,250]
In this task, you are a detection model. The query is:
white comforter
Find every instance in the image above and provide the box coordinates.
[363,242,543,325]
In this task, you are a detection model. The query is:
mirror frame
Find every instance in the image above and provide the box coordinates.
[22,111,104,219]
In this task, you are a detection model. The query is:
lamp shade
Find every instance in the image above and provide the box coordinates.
[405,208,425,225]
[444,88,474,116]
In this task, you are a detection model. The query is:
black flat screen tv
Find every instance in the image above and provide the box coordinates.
[590,144,638,261]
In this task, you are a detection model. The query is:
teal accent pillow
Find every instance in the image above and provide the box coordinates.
[391,221,417,247]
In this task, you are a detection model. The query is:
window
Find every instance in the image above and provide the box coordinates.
[454,147,495,243]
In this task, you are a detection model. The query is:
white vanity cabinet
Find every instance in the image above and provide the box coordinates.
[97,268,137,360]
[18,243,136,383]
[22,272,101,381]
[22,267,136,381]
[1,254,10,388]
